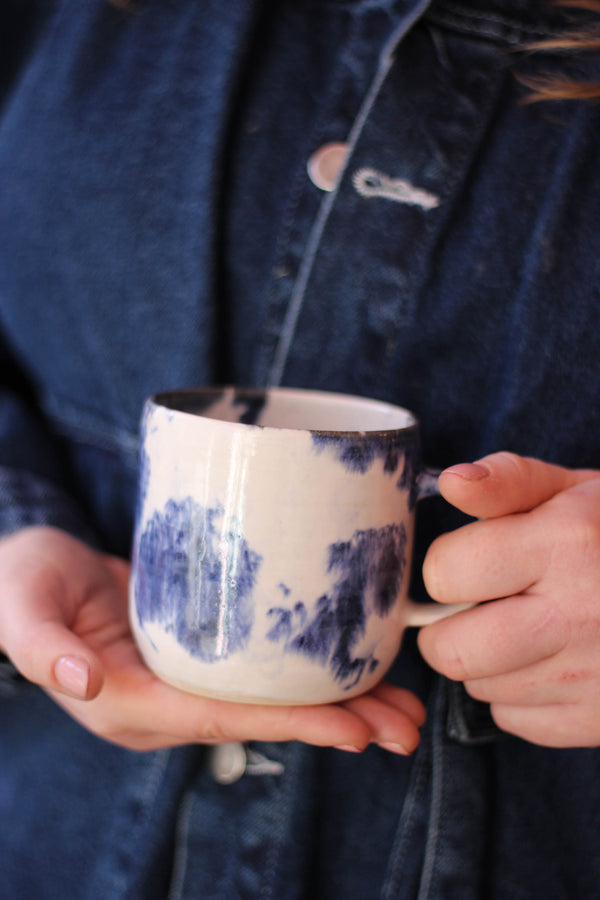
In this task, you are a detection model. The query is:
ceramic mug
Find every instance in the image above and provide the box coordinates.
[129,387,468,705]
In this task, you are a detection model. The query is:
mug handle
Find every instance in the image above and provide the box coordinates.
[404,468,474,628]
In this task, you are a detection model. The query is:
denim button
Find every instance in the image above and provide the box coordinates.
[307,142,349,191]
[209,742,247,784]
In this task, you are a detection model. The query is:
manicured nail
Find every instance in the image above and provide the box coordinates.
[443,462,489,481]
[377,742,411,756]
[54,655,90,699]
[334,744,363,754]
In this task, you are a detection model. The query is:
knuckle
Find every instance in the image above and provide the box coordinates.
[419,624,470,681]
[443,643,472,681]
[488,703,514,736]
[495,450,527,470]
[463,678,488,703]
[570,512,600,562]
[544,492,600,573]
[422,540,448,602]
[194,714,230,745]
[486,451,530,482]
[527,598,568,649]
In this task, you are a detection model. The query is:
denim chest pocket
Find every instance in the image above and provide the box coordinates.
[262,0,600,411]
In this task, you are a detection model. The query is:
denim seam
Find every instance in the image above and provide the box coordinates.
[266,0,433,387]
[374,32,511,393]
[167,790,195,900]
[320,0,418,10]
[425,3,562,42]
[258,742,298,900]
[0,499,88,525]
[257,7,368,385]
[125,750,174,899]
[92,750,172,897]
[417,677,446,899]
[380,723,432,898]
[43,397,139,461]
[266,55,392,386]
[480,102,591,456]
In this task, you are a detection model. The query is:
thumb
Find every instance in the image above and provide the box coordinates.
[438,451,599,519]
[1,584,104,701]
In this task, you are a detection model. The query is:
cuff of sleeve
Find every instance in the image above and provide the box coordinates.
[0,465,99,545]
[0,652,26,697]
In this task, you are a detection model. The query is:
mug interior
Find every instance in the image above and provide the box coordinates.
[154,387,416,433]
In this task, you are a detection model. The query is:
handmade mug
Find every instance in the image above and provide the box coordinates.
[129,387,468,705]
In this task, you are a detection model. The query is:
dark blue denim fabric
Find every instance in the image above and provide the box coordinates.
[1,0,600,896]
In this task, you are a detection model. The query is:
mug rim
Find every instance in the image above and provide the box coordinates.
[148,385,420,437]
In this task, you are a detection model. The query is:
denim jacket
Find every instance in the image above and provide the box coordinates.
[1,0,600,897]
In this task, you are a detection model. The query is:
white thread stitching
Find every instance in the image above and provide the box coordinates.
[352,167,440,210]
[245,748,286,777]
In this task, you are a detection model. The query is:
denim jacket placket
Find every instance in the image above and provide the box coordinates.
[167,4,518,895]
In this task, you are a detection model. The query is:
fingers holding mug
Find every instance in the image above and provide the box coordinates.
[129,387,439,709]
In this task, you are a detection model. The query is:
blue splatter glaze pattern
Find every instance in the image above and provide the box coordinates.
[133,498,263,661]
[311,432,421,509]
[232,390,267,424]
[267,522,407,689]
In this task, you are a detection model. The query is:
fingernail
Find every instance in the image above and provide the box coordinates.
[443,462,489,481]
[377,742,411,756]
[54,656,90,699]
[334,744,363,754]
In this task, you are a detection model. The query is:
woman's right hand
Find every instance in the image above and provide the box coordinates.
[0,526,425,753]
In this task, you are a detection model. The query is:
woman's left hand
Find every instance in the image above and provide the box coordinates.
[0,527,425,755]
[418,452,600,748]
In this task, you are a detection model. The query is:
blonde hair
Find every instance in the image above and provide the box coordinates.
[519,0,600,101]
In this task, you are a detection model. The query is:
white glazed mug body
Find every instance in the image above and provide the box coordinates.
[129,387,457,705]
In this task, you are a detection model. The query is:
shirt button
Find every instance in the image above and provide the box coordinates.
[209,742,247,784]
[307,142,349,192]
